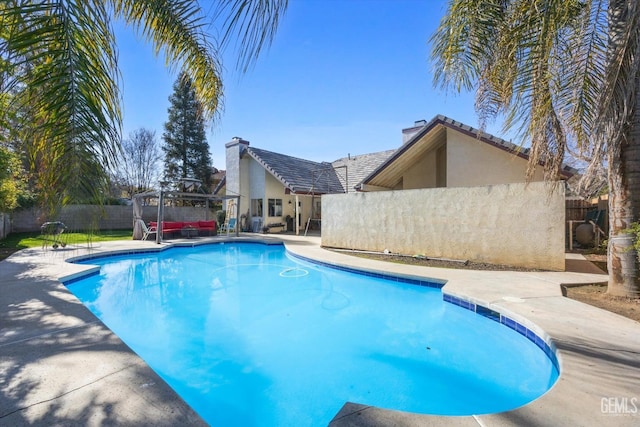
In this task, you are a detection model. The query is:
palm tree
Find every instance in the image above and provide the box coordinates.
[431,0,639,298]
[0,0,287,213]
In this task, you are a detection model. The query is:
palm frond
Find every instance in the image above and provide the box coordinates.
[2,0,121,212]
[593,0,640,152]
[432,0,593,180]
[559,0,607,148]
[214,0,288,72]
[430,0,503,94]
[113,0,223,122]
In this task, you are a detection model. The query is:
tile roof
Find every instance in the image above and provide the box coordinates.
[212,175,226,195]
[235,114,578,194]
[331,150,396,191]
[246,147,345,194]
[361,114,578,186]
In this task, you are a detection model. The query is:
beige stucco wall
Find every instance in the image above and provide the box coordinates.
[403,148,437,189]
[322,181,565,271]
[265,172,286,222]
[446,129,544,187]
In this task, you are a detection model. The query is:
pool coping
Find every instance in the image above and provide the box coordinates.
[1,234,639,426]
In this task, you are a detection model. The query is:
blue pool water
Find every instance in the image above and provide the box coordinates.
[67,242,558,426]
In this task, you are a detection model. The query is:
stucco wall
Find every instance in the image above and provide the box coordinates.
[446,129,545,187]
[403,148,437,189]
[322,181,565,271]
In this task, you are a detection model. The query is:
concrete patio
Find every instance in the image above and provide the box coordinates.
[1,234,638,426]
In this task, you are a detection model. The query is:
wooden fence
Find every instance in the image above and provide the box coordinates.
[565,196,609,245]
[566,198,594,221]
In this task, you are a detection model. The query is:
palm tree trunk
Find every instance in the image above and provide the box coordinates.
[607,78,640,298]
[605,0,640,298]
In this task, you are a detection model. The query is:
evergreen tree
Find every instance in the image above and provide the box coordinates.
[162,72,213,192]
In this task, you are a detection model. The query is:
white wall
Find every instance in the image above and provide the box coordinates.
[321,181,565,271]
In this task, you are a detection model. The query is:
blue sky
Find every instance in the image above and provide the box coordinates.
[116,0,497,170]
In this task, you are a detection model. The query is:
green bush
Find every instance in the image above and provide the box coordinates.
[216,210,226,226]
[626,222,640,255]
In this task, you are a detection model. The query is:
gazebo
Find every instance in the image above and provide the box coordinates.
[132,190,241,244]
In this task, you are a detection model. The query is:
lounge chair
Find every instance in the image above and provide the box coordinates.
[137,219,157,241]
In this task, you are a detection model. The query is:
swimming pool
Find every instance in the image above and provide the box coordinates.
[66,242,558,426]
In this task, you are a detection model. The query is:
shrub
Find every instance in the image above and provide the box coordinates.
[626,222,640,257]
[216,210,226,226]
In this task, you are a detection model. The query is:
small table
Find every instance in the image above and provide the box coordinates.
[181,226,199,238]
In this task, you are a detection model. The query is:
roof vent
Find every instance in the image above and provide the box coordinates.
[414,119,427,127]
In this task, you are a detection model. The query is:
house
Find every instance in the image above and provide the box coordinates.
[318,115,577,270]
[358,115,576,191]
[224,137,392,234]
[223,115,577,238]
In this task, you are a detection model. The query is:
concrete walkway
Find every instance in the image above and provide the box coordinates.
[1,235,638,426]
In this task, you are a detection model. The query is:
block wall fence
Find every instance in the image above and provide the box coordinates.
[321,181,565,271]
[9,205,218,233]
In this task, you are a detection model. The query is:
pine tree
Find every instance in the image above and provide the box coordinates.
[162,72,213,192]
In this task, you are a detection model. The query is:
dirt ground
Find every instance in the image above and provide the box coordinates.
[564,253,640,323]
[339,250,640,323]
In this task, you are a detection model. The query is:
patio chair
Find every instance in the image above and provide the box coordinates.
[138,219,157,241]
[219,218,237,235]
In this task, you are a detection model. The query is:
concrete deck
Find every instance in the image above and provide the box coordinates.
[1,234,638,426]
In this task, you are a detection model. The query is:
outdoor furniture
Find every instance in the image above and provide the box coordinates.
[148,220,217,239]
[40,221,67,248]
[137,220,157,241]
[195,220,216,236]
[262,222,285,233]
[251,217,263,233]
[219,218,237,235]
[181,225,199,238]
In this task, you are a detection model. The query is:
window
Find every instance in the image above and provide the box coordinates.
[314,199,322,218]
[268,198,282,217]
[251,199,263,217]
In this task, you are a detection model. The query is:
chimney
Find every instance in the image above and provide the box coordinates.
[225,137,250,197]
[401,119,427,144]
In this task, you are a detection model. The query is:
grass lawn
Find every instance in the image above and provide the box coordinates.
[0,230,133,261]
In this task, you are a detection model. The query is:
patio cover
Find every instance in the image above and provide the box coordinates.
[132,191,240,243]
